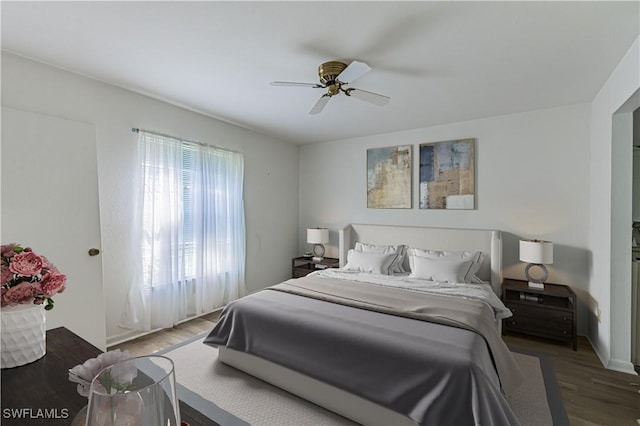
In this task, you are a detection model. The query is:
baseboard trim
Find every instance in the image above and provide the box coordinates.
[585,334,639,376]
[106,307,224,348]
[607,358,639,376]
[586,334,609,369]
[107,327,162,348]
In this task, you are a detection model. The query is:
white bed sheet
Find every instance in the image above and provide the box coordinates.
[314,268,513,319]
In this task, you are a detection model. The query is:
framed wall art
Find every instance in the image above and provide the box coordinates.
[367,145,412,209]
[419,138,475,209]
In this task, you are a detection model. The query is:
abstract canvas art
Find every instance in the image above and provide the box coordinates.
[367,145,412,209]
[419,139,475,209]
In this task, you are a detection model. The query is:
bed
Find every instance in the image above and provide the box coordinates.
[204,224,524,425]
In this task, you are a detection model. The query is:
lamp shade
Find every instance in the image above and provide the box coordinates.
[519,240,553,264]
[307,228,329,244]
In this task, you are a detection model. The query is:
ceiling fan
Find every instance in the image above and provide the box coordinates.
[271,60,390,114]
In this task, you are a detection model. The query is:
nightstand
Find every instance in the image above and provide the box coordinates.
[292,256,339,278]
[502,278,577,350]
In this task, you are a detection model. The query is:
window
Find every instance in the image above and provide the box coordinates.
[121,130,245,331]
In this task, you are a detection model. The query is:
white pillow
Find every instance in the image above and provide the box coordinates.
[354,242,407,274]
[343,251,397,275]
[408,248,485,283]
[347,248,354,262]
[409,256,474,283]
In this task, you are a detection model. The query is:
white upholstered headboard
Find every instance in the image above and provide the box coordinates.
[339,224,503,295]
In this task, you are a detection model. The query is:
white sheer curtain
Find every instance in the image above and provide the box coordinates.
[121,131,245,331]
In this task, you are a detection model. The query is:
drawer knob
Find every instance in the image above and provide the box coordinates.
[562,330,568,335]
[511,320,516,326]
[562,316,568,321]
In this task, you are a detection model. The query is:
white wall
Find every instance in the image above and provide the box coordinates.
[589,36,640,374]
[1,52,300,346]
[299,103,591,334]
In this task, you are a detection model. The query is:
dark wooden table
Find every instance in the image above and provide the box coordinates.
[1,327,217,425]
[292,256,339,278]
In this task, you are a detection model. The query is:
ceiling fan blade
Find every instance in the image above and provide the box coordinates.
[337,61,371,83]
[308,95,331,114]
[346,88,390,106]
[271,81,323,88]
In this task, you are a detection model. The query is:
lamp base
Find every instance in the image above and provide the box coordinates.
[527,281,545,289]
[312,244,325,260]
[524,263,548,290]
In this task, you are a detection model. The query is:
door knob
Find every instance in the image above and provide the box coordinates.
[88,248,100,256]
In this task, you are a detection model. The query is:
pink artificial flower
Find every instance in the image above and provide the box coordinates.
[3,282,36,305]
[40,256,59,275]
[2,246,17,259]
[31,281,44,294]
[1,264,13,285]
[0,244,66,310]
[9,251,44,276]
[1,287,8,307]
[40,273,66,297]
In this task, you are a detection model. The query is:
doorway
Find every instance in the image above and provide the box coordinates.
[1,107,106,350]
[612,89,640,372]
[633,106,640,368]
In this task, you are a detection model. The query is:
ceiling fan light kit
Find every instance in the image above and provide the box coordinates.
[271,60,390,114]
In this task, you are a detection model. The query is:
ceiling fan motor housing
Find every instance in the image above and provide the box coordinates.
[318,61,347,85]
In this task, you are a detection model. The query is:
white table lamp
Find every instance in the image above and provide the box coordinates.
[307,228,329,261]
[519,239,553,289]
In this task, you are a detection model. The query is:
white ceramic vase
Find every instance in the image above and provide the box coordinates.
[1,303,46,368]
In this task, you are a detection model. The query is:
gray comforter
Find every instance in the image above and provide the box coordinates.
[205,274,523,426]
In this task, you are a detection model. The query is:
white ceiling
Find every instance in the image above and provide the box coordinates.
[2,1,639,144]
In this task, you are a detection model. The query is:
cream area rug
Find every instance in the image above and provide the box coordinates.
[156,334,569,426]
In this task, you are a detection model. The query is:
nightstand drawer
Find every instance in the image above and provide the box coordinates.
[504,316,573,340]
[506,303,573,323]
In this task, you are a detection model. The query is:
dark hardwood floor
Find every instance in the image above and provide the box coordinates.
[109,311,220,356]
[503,333,640,426]
[110,313,640,426]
